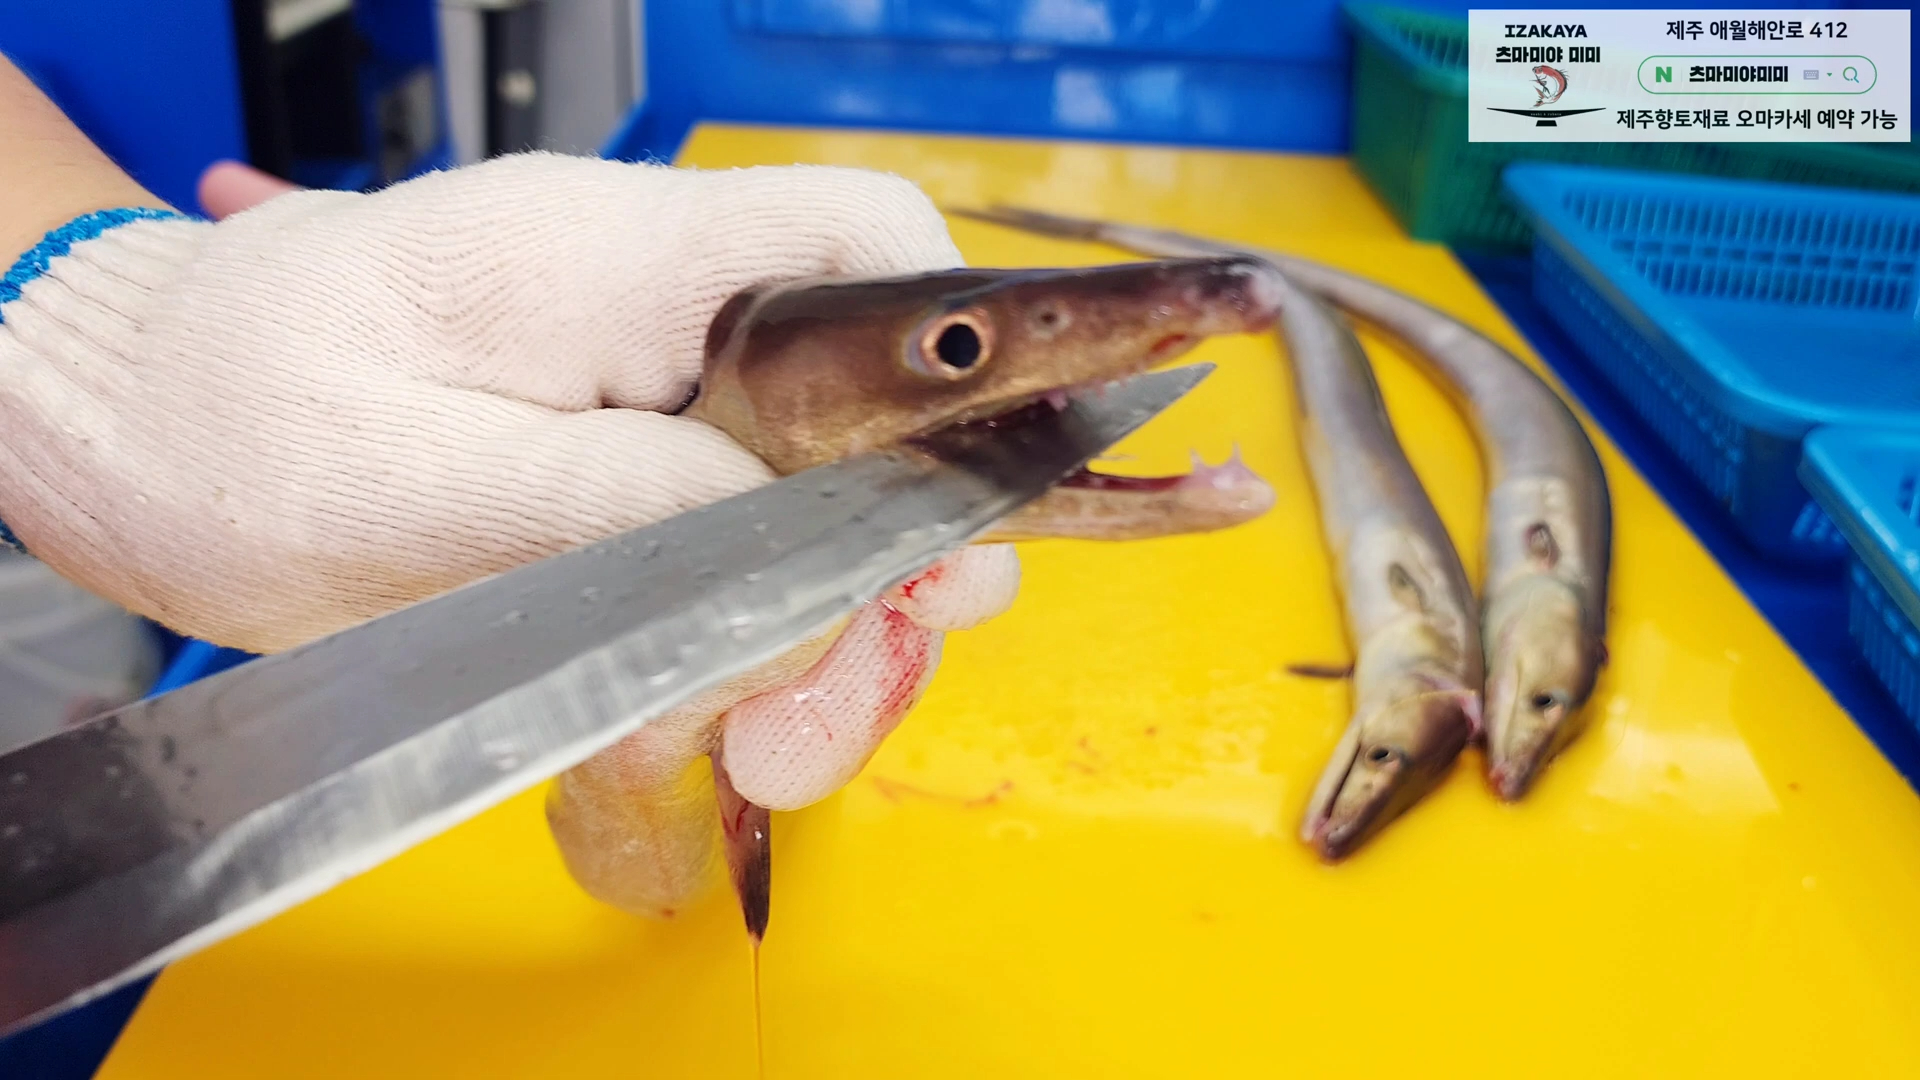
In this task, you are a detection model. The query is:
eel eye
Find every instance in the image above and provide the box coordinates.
[908,308,993,380]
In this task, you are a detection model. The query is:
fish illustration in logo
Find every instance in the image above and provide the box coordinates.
[1487,61,1600,126]
[1532,65,1569,106]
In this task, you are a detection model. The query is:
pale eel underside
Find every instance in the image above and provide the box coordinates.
[1272,275,1482,859]
[545,257,1286,936]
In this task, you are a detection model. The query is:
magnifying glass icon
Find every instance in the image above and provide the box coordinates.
[1844,66,1861,83]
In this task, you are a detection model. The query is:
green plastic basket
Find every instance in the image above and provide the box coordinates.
[1345,2,1920,251]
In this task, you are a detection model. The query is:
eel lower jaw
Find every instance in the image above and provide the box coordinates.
[980,446,1276,543]
[1059,446,1262,495]
[917,369,1276,542]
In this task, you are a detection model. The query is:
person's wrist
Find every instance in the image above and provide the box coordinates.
[0,54,174,266]
[0,170,172,267]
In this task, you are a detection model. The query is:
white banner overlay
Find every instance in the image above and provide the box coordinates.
[1467,10,1912,141]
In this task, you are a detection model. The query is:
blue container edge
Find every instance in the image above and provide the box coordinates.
[1522,215,1819,445]
[1499,161,1916,439]
[597,97,1367,168]
[1800,428,1920,634]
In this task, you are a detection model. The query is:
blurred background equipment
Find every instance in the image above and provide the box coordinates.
[230,0,453,189]
[0,549,162,758]
[436,0,642,160]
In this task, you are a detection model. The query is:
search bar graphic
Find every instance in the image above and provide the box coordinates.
[1637,55,1879,94]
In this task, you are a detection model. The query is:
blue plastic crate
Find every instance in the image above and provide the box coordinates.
[603,1,1362,164]
[1503,163,1920,564]
[1800,428,1920,732]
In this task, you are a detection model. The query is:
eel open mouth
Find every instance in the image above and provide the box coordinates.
[1060,449,1261,494]
[937,374,1276,543]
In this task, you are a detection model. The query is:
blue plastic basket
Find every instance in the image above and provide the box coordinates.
[602,1,1359,164]
[1502,163,1920,564]
[1800,428,1920,731]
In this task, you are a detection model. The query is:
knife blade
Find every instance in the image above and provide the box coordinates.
[0,363,1211,1037]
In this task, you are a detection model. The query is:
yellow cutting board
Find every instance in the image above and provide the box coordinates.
[96,126,1920,1079]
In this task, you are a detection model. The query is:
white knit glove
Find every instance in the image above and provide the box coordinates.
[0,152,1022,915]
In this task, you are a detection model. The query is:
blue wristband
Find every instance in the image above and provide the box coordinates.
[0,206,193,554]
[0,206,192,320]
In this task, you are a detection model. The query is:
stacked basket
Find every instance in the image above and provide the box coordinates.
[1499,161,1920,733]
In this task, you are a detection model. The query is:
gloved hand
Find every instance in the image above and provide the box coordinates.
[0,152,1022,915]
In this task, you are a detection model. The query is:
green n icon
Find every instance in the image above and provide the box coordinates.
[1655,66,1673,82]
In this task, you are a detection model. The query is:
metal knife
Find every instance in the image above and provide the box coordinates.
[0,363,1211,1037]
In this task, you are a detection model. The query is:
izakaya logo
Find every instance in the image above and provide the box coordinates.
[1487,62,1604,126]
